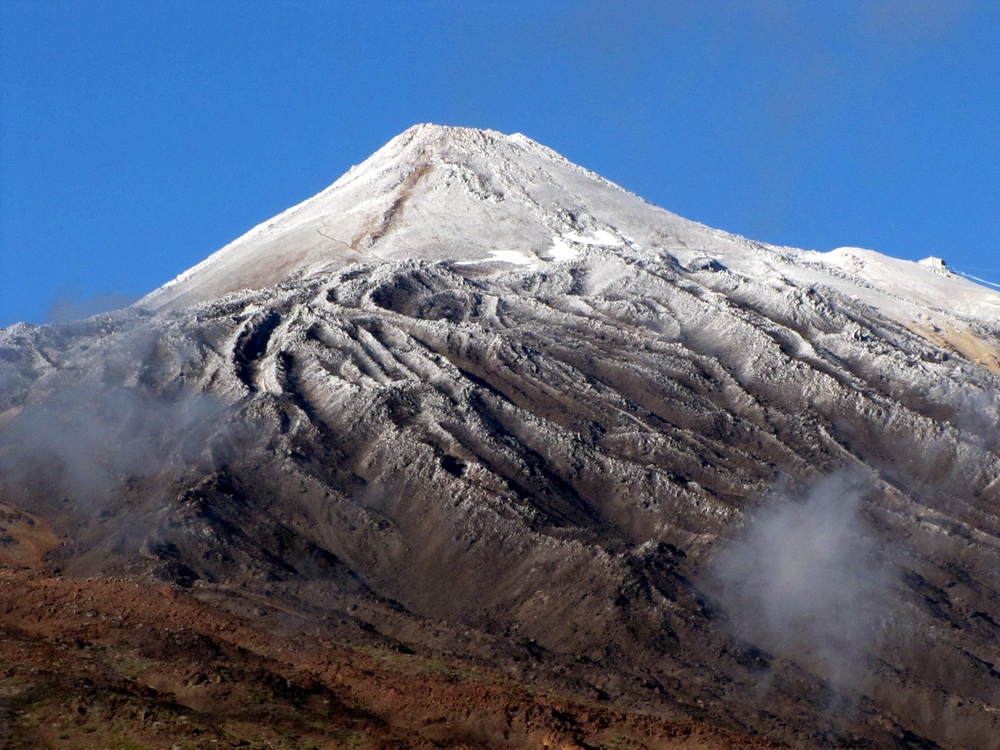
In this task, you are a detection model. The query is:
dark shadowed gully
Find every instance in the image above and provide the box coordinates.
[1,126,998,749]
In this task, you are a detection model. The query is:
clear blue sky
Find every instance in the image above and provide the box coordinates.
[2,0,998,326]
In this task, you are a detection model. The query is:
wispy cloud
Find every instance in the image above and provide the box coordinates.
[709,470,893,699]
[47,291,137,324]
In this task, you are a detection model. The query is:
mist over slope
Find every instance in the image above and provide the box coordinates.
[2,126,999,749]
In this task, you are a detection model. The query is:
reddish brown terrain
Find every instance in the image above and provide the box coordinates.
[0,565,784,750]
[0,503,59,569]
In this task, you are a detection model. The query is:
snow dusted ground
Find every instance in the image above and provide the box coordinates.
[139,124,1000,377]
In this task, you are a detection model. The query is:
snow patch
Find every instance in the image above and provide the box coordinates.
[545,229,624,262]
[561,229,621,247]
[455,250,536,267]
[547,237,580,262]
[487,250,535,265]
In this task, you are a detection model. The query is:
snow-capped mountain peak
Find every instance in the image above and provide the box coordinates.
[5,125,1000,749]
[138,124,683,311]
[138,124,1000,375]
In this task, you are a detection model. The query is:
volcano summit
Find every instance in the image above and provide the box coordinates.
[1,125,999,749]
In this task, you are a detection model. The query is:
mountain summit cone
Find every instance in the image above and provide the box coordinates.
[140,123,699,310]
[141,124,999,366]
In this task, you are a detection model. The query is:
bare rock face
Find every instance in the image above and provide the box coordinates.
[2,125,999,749]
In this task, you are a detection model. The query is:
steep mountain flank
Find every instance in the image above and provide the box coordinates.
[1,126,998,749]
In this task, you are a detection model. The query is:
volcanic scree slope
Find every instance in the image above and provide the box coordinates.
[1,124,999,749]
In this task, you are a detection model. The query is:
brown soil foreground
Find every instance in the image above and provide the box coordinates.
[0,566,785,750]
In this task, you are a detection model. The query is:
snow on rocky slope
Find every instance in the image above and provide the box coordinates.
[140,124,1000,375]
[2,125,1000,750]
